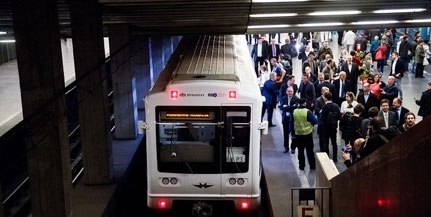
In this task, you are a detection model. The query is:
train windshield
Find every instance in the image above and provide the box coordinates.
[155,106,251,174]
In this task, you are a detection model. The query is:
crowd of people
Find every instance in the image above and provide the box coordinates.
[255,30,431,171]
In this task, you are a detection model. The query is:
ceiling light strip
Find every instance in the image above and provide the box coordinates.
[298,22,343,27]
[352,20,398,25]
[309,10,361,16]
[374,8,426,13]
[252,0,309,2]
[248,24,290,29]
[250,13,297,18]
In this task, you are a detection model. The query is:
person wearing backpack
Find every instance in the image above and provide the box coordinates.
[320,92,341,162]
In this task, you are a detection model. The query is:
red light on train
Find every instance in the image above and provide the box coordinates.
[228,91,237,99]
[240,201,249,209]
[170,90,179,100]
[158,200,168,209]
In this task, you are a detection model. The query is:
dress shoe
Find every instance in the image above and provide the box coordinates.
[269,124,277,127]
[299,167,305,171]
[283,150,289,153]
[290,150,296,154]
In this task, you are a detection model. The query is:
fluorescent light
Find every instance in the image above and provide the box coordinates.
[405,19,431,23]
[0,31,6,35]
[298,22,343,27]
[374,8,426,13]
[0,40,15,43]
[248,24,290,29]
[253,0,308,2]
[309,10,361,16]
[352,20,398,25]
[250,13,297,18]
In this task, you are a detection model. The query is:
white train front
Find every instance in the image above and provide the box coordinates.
[143,35,267,214]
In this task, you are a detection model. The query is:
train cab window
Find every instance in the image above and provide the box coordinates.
[155,106,251,174]
[156,107,219,173]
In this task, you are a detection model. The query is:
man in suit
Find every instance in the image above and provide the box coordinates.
[267,38,280,70]
[298,73,316,113]
[280,38,295,66]
[280,86,299,153]
[391,97,409,129]
[333,71,352,107]
[389,51,405,99]
[340,55,360,95]
[298,45,312,63]
[378,99,397,128]
[251,36,269,77]
[261,72,278,127]
[302,52,318,82]
[279,75,298,103]
[381,76,399,106]
[357,82,379,118]
[316,72,336,98]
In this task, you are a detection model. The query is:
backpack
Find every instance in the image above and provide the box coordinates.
[327,107,341,126]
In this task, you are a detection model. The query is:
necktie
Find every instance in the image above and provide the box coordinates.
[397,109,401,124]
[273,45,276,56]
[341,81,345,98]
[384,112,389,128]
[364,94,368,103]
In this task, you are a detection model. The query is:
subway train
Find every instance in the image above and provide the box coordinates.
[143,35,267,215]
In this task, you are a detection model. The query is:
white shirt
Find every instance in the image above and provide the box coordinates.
[340,100,358,114]
[257,71,270,87]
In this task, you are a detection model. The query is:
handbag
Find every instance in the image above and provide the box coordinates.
[375,49,383,60]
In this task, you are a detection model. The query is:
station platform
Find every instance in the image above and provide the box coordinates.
[260,33,430,217]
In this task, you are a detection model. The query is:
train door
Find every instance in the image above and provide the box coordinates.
[220,106,252,195]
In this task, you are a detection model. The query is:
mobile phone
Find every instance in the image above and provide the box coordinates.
[341,146,348,152]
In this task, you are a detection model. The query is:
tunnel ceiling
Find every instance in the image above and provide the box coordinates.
[0,0,430,38]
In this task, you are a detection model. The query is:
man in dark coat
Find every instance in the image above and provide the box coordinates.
[390,97,410,129]
[415,82,431,119]
[333,71,352,107]
[381,76,399,106]
[279,86,299,153]
[261,73,278,127]
[389,51,405,98]
[357,82,379,118]
[340,55,360,95]
[298,73,316,113]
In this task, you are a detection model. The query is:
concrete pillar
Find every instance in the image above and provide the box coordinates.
[150,36,164,81]
[133,37,151,121]
[108,24,138,139]
[69,0,113,184]
[11,1,72,217]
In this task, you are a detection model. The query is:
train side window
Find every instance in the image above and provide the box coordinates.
[224,110,250,164]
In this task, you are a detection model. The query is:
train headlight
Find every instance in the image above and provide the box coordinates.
[228,90,236,100]
[228,178,236,185]
[162,177,170,185]
[158,200,168,209]
[240,201,250,209]
[170,177,178,185]
[237,178,245,185]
